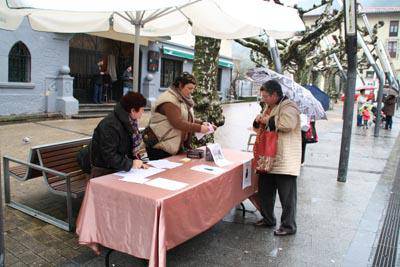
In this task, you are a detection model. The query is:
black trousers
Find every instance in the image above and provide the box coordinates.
[385,115,393,129]
[146,146,172,160]
[258,173,297,233]
[301,131,307,164]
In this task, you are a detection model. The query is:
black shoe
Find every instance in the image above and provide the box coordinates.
[273,228,295,236]
[254,219,276,228]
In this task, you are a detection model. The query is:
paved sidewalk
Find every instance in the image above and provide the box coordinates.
[1,102,399,266]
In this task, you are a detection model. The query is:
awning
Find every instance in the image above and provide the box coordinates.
[163,46,234,68]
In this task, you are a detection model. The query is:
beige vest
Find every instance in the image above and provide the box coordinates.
[149,88,194,155]
[263,99,302,176]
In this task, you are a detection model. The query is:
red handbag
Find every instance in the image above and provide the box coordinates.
[253,128,278,173]
[305,121,318,143]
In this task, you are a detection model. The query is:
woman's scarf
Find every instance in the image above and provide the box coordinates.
[171,86,195,108]
[129,117,143,157]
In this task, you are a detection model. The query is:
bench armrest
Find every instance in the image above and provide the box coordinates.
[3,155,69,179]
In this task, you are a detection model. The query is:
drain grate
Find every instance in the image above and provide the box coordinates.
[372,158,400,267]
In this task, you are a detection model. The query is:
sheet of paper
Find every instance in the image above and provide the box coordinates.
[145,177,188,191]
[114,167,165,179]
[191,164,225,175]
[119,176,150,184]
[207,143,233,167]
[147,159,182,169]
[195,124,214,140]
[242,160,252,189]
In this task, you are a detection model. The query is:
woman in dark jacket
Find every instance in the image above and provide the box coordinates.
[90,92,147,178]
[383,95,396,130]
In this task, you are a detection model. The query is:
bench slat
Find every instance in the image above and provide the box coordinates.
[42,157,78,169]
[39,141,89,154]
[41,151,79,165]
[48,171,86,186]
[9,166,28,176]
[40,146,84,159]
[51,179,88,197]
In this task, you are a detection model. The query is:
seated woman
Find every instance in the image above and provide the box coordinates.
[90,92,147,178]
[144,72,213,160]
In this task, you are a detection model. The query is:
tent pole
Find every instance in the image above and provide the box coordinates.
[133,11,141,92]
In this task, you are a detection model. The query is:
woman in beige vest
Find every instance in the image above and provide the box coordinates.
[145,72,212,160]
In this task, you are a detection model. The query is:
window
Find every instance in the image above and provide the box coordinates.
[389,21,399,37]
[365,71,374,79]
[388,41,397,58]
[8,41,31,82]
[160,58,182,87]
[217,68,222,91]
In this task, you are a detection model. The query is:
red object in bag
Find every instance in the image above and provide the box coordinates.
[305,121,318,143]
[253,129,278,173]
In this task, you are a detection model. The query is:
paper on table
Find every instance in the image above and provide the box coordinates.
[147,159,182,169]
[242,160,252,189]
[145,177,188,191]
[207,143,233,167]
[120,176,150,184]
[190,164,225,175]
[115,167,165,179]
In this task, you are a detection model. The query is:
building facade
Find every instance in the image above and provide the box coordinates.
[0,19,233,116]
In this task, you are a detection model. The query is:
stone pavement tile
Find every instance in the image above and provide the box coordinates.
[18,250,44,265]
[68,247,98,264]
[311,235,350,265]
[47,228,76,242]
[57,246,82,260]
[6,228,31,243]
[29,229,62,244]
[44,239,72,252]
[30,259,53,267]
[63,236,82,250]
[5,250,20,265]
[37,247,63,263]
[4,235,29,256]
[21,239,49,255]
[9,261,29,267]
[237,253,279,267]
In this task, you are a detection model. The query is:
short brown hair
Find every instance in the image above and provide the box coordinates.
[172,72,196,88]
[120,92,147,112]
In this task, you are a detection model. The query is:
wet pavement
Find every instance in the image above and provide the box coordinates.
[1,102,399,266]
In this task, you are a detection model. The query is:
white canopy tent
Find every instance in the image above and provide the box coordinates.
[1,0,305,91]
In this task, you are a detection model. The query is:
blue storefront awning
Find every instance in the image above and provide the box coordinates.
[162,46,233,68]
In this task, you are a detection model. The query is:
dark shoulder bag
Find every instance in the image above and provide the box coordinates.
[76,143,92,174]
[142,126,159,148]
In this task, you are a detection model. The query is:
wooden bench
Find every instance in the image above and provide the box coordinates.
[3,137,91,231]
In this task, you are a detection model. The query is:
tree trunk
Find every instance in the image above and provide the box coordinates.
[294,65,313,85]
[191,36,224,147]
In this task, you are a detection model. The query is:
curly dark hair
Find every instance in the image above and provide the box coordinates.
[172,72,196,88]
[120,92,147,112]
[260,80,283,99]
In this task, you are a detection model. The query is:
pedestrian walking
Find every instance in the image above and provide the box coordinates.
[253,80,301,236]
[122,66,133,96]
[362,105,370,129]
[356,89,367,127]
[382,95,396,130]
[92,59,105,104]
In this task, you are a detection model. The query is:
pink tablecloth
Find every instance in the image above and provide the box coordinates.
[76,149,256,267]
